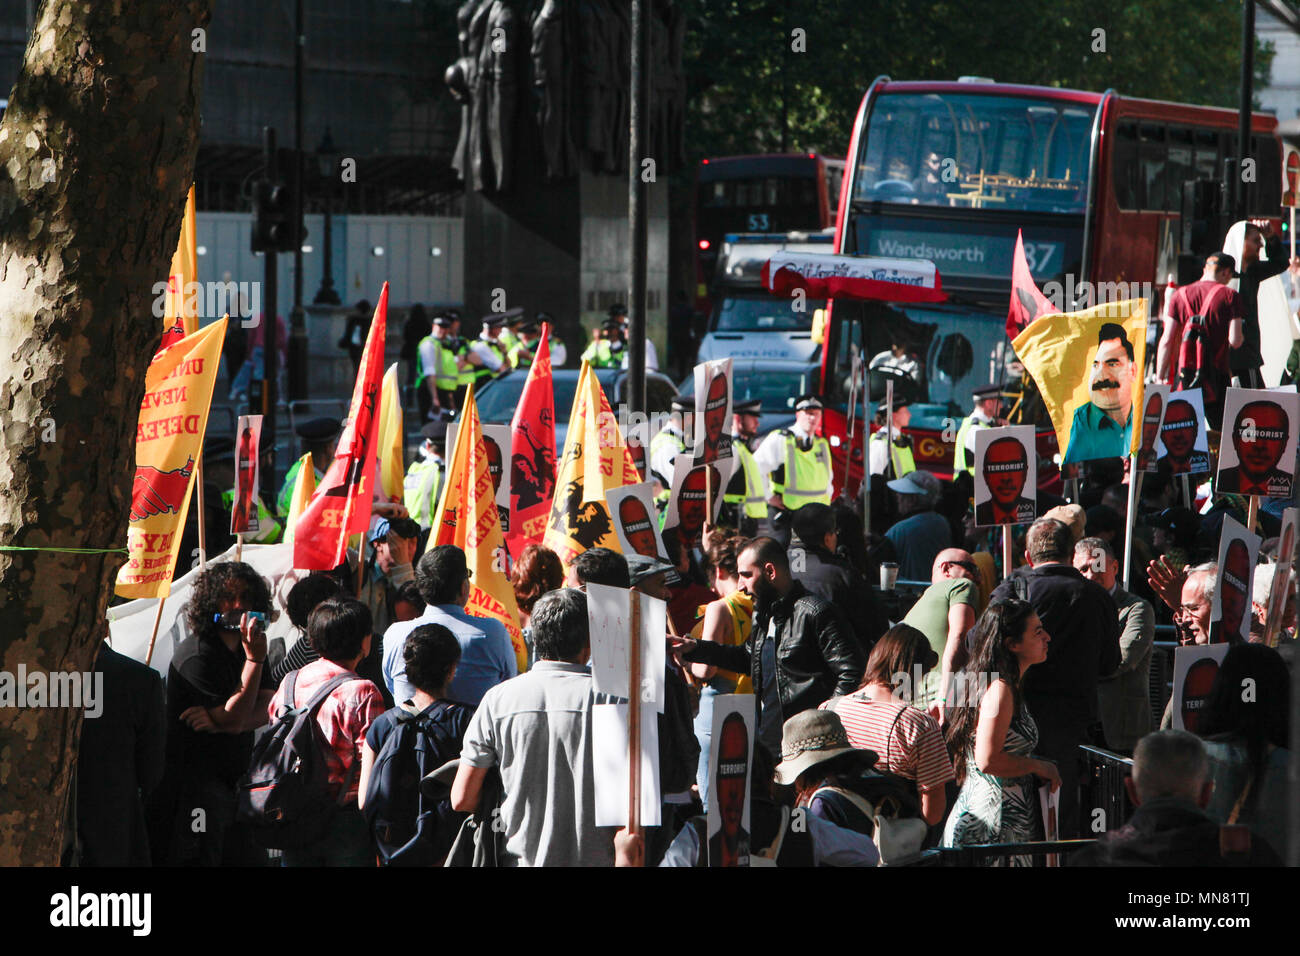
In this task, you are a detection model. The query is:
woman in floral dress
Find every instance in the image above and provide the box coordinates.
[942,598,1060,865]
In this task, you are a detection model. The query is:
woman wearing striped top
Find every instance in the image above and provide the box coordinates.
[821,624,955,826]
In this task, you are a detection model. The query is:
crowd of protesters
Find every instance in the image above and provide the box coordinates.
[82,451,1294,866]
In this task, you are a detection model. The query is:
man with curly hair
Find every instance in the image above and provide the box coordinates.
[148,562,277,865]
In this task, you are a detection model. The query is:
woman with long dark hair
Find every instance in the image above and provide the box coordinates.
[822,624,954,826]
[942,599,1060,864]
[1197,643,1291,857]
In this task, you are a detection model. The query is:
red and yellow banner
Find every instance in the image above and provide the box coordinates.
[160,184,198,351]
[293,285,389,570]
[377,362,404,502]
[543,361,641,569]
[115,317,227,599]
[506,323,557,554]
[432,386,527,671]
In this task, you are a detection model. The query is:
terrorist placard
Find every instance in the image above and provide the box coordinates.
[1264,507,1298,646]
[662,452,737,550]
[1171,643,1230,732]
[1215,386,1300,498]
[1211,515,1261,645]
[449,421,516,533]
[607,483,669,562]
[707,695,755,867]
[1011,298,1148,464]
[692,358,733,464]
[231,415,263,535]
[585,582,666,711]
[115,318,227,600]
[1137,384,1170,474]
[973,425,1037,527]
[1155,389,1210,475]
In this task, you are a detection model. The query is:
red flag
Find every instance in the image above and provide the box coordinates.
[506,323,557,553]
[1006,229,1058,340]
[293,285,389,570]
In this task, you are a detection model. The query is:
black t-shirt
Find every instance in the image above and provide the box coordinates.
[165,631,275,786]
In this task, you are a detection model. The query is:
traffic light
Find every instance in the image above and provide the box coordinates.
[251,177,306,253]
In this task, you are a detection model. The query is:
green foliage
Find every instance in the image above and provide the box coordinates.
[681,0,1275,161]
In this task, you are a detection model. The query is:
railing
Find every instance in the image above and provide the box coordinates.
[923,839,1097,867]
[1079,744,1134,837]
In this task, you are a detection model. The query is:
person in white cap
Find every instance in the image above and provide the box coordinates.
[752,394,834,535]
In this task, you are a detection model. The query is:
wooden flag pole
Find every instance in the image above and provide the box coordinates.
[356,536,367,597]
[1122,456,1141,591]
[195,458,208,569]
[1247,495,1260,535]
[1180,474,1192,510]
[235,532,244,564]
[1002,524,1013,581]
[628,588,643,839]
[144,595,167,667]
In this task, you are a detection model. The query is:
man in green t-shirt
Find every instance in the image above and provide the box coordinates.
[901,548,980,718]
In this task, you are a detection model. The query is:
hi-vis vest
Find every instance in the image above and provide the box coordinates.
[581,339,620,368]
[221,489,282,544]
[953,412,980,476]
[453,338,475,388]
[417,335,460,391]
[870,429,916,480]
[472,338,507,387]
[404,457,444,529]
[508,339,532,369]
[278,459,324,516]
[770,430,833,509]
[723,442,768,519]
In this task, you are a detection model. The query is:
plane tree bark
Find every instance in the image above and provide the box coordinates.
[0,0,210,865]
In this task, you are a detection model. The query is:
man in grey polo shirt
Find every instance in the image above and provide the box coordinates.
[451,588,615,866]
[382,545,516,706]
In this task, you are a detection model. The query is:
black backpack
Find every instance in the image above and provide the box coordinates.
[361,700,464,867]
[236,670,357,850]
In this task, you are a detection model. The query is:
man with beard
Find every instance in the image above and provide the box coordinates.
[721,398,767,535]
[1065,323,1138,463]
[1156,398,1209,474]
[674,537,864,759]
[974,435,1035,525]
[1218,400,1293,497]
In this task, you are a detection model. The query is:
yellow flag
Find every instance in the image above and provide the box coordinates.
[284,452,317,544]
[543,361,642,569]
[431,385,527,671]
[116,318,227,599]
[377,363,405,502]
[1012,298,1148,465]
[160,184,198,351]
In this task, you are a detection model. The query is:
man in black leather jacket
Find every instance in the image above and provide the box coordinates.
[676,537,865,759]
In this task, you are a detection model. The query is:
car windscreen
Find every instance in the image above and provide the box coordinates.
[683,364,820,413]
[713,296,821,333]
[475,375,582,424]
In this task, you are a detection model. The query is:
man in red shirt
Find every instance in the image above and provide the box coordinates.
[1158,252,1244,428]
[267,598,386,866]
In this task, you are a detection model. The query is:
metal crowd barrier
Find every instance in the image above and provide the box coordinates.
[927,839,1097,867]
[1079,744,1135,836]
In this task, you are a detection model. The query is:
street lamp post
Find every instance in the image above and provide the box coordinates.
[314,129,341,307]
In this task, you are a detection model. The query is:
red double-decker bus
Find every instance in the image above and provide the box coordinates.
[818,77,1282,492]
[694,153,844,313]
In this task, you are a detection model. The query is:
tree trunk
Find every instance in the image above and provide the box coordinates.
[0,0,210,865]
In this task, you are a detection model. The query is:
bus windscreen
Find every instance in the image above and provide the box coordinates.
[856,92,1096,215]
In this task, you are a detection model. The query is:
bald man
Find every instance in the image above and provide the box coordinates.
[901,548,980,720]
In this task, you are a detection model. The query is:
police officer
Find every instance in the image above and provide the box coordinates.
[465,313,511,388]
[403,420,447,530]
[532,311,568,367]
[615,302,660,371]
[581,309,626,368]
[953,384,1005,477]
[753,394,834,540]
[868,397,916,481]
[720,398,767,535]
[444,309,477,408]
[497,306,525,356]
[415,312,464,421]
[650,395,693,498]
[277,416,340,515]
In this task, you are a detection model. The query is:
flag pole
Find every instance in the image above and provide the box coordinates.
[1247,495,1259,535]
[1122,455,1141,591]
[195,460,208,569]
[144,595,167,667]
[235,532,244,564]
[1002,524,1013,582]
[628,588,642,840]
